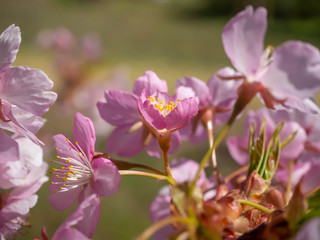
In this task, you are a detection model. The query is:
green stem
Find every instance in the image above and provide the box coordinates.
[119,170,169,182]
[135,216,192,240]
[238,199,273,214]
[162,150,175,185]
[189,122,231,195]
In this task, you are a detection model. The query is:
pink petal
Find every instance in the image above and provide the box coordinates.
[47,175,82,211]
[0,25,21,70]
[77,189,101,238]
[0,66,57,116]
[53,228,88,240]
[263,41,320,99]
[73,113,95,160]
[165,97,198,131]
[293,218,320,240]
[222,6,267,76]
[97,90,140,126]
[92,157,121,197]
[0,131,19,164]
[106,123,144,157]
[227,136,249,165]
[53,134,82,163]
[138,90,166,130]
[176,77,210,107]
[133,70,168,96]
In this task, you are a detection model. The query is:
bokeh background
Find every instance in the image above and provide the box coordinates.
[1,0,319,239]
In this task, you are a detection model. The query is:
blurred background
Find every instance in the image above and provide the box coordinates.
[1,0,319,239]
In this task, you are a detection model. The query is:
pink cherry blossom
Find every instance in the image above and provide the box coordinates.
[97,70,181,158]
[52,194,100,240]
[48,112,121,211]
[0,25,57,144]
[222,6,320,114]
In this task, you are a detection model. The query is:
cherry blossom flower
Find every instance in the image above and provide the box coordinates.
[97,70,181,158]
[48,113,121,211]
[0,25,57,144]
[222,6,320,114]
[52,194,100,240]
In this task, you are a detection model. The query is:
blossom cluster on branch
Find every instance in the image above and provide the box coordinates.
[2,4,320,240]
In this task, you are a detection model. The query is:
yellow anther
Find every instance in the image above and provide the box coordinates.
[177,99,181,102]
[55,190,58,193]
[61,166,64,169]
[63,184,66,187]
[70,165,73,168]
[60,187,63,190]
[56,155,59,158]
[65,160,69,163]
[50,159,53,162]
[169,101,174,106]
[67,172,71,176]
[157,97,160,102]
[63,177,67,182]
[55,175,59,178]
[160,101,163,104]
[52,168,57,172]
[66,138,69,141]
[51,182,54,184]
[62,171,65,174]
[75,141,78,145]
[79,152,82,157]
[55,147,58,150]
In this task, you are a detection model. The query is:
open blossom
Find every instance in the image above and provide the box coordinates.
[48,113,121,212]
[97,70,182,158]
[0,25,57,144]
[176,67,241,143]
[222,6,320,113]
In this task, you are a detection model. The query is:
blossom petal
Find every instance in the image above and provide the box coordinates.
[106,123,145,157]
[92,157,121,197]
[176,77,210,107]
[0,66,57,116]
[133,70,168,96]
[0,131,19,164]
[73,113,95,160]
[293,217,320,240]
[263,41,320,99]
[97,90,140,126]
[227,136,249,165]
[165,97,198,131]
[0,25,21,70]
[222,6,267,76]
[47,175,82,211]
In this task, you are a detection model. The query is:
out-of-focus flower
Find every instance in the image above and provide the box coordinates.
[293,217,320,240]
[80,33,102,62]
[176,67,241,143]
[0,138,48,239]
[0,25,57,144]
[97,70,181,158]
[48,113,121,211]
[52,194,100,240]
[36,28,75,52]
[150,159,207,239]
[227,108,307,166]
[222,6,320,114]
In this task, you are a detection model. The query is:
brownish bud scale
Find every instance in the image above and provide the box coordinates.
[262,187,285,209]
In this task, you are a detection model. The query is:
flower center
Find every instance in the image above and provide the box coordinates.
[50,138,94,193]
[148,96,180,116]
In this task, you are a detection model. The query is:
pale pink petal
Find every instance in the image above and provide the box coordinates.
[176,77,210,106]
[263,41,320,99]
[0,131,19,164]
[53,134,82,163]
[0,66,57,116]
[222,6,267,76]
[97,90,140,126]
[53,228,88,240]
[302,161,320,194]
[293,217,320,240]
[133,70,168,96]
[0,25,21,70]
[92,157,121,197]
[227,136,249,165]
[106,123,144,157]
[73,113,95,160]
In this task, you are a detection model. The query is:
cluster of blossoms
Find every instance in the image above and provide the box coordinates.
[0,25,56,239]
[2,4,320,240]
